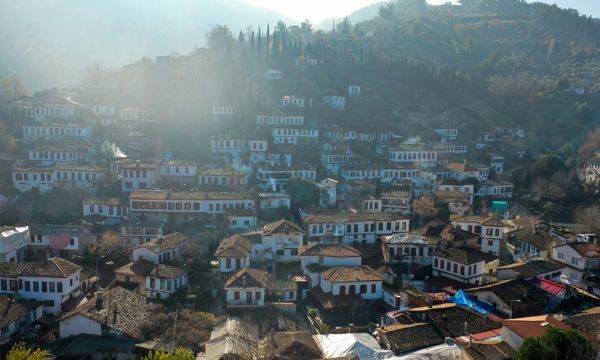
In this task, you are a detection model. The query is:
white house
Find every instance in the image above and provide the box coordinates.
[507,227,557,261]
[318,266,384,300]
[160,160,198,184]
[321,151,350,174]
[300,243,362,289]
[132,233,188,264]
[23,123,92,142]
[83,197,128,221]
[256,113,304,127]
[252,220,305,263]
[381,233,439,266]
[348,85,360,97]
[258,193,291,210]
[323,96,346,110]
[0,258,82,314]
[119,220,164,246]
[434,179,475,204]
[432,247,498,285]
[0,296,43,342]
[24,104,77,122]
[212,105,235,116]
[12,163,105,194]
[340,163,420,182]
[387,145,437,167]
[28,223,92,258]
[433,128,458,142]
[226,210,257,231]
[271,127,319,145]
[92,104,117,117]
[120,161,161,192]
[552,242,600,285]
[479,181,514,199]
[363,197,382,212]
[225,267,268,308]
[117,108,159,123]
[381,191,411,214]
[199,167,247,187]
[318,178,337,208]
[59,286,154,340]
[265,69,282,80]
[214,235,252,273]
[256,164,316,192]
[281,96,306,108]
[114,260,188,300]
[0,226,29,263]
[451,215,505,256]
[501,315,571,351]
[28,144,79,166]
[490,155,504,174]
[303,212,410,245]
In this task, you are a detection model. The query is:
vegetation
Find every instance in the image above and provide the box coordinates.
[285,177,320,210]
[515,327,596,360]
[6,343,47,360]
[142,348,195,360]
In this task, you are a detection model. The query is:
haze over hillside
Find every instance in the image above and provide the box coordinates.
[0,0,291,91]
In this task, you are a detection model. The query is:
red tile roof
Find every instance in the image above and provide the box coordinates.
[502,315,571,339]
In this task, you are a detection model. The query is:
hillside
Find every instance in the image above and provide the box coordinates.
[0,0,292,91]
[315,1,389,30]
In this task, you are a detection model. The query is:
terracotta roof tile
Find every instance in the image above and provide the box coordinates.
[299,244,361,257]
[262,219,304,235]
[214,235,252,257]
[224,268,268,288]
[319,266,383,283]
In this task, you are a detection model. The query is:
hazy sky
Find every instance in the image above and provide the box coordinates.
[244,0,599,22]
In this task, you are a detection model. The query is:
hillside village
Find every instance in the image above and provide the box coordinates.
[1,1,600,359]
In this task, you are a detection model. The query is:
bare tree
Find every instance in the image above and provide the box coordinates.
[413,194,437,226]
[575,206,600,234]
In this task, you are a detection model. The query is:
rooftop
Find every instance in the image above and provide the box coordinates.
[0,296,43,327]
[502,314,571,339]
[0,257,81,278]
[303,212,406,224]
[432,247,498,265]
[262,219,304,236]
[467,278,548,309]
[377,323,444,353]
[497,260,565,278]
[135,232,188,253]
[224,267,268,288]
[319,266,384,283]
[299,244,361,258]
[59,286,156,341]
[214,235,252,257]
[114,260,186,279]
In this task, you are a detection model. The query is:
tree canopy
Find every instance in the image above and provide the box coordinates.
[285,177,320,210]
[515,327,595,360]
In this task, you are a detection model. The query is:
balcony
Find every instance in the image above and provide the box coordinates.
[226,300,260,307]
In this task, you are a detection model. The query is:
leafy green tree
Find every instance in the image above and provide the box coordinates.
[285,177,319,210]
[206,25,233,52]
[515,327,595,360]
[142,348,195,360]
[7,343,47,360]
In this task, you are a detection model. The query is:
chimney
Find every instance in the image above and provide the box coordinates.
[380,316,385,328]
[95,294,104,310]
[242,275,246,288]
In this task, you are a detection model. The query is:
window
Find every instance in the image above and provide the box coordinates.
[371,284,377,293]
[571,257,580,266]
[41,282,47,293]
[255,291,261,300]
[70,238,75,246]
[234,291,240,300]
[360,285,367,294]
[319,256,324,264]
[290,249,298,256]
[460,266,465,276]
[49,282,56,293]
[33,281,39,292]
[57,282,63,293]
[446,261,451,271]
[25,281,31,291]
[1,279,7,291]
[349,285,356,295]
[557,252,564,259]
[434,258,439,267]
[70,278,73,286]
[339,285,346,295]
[453,264,458,273]
[150,278,155,288]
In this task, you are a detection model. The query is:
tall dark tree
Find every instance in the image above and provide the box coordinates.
[266,23,270,57]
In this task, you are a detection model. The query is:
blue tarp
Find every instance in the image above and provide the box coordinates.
[449,289,495,315]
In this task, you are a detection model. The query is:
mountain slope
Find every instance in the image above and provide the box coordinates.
[0,0,292,91]
[316,1,389,30]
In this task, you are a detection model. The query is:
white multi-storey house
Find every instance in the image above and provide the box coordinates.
[212,105,235,116]
[117,108,159,123]
[0,226,29,263]
[24,104,77,122]
[451,215,505,256]
[22,123,92,142]
[256,165,316,192]
[272,127,319,145]
[210,135,253,161]
[0,258,82,314]
[119,220,164,246]
[83,198,128,221]
[225,267,268,308]
[490,155,504,174]
[318,266,384,300]
[434,179,475,204]
[252,220,305,262]
[348,85,360,96]
[256,113,304,127]
[114,260,188,300]
[340,163,420,182]
[28,224,92,258]
[432,247,498,285]
[0,296,44,342]
[387,144,437,167]
[199,168,247,187]
[318,178,338,208]
[323,96,346,110]
[281,96,306,108]
[433,128,458,142]
[552,242,600,285]
[28,145,79,166]
[160,160,198,184]
[478,181,513,199]
[321,151,350,173]
[129,190,256,220]
[303,212,410,245]
[215,235,252,273]
[92,104,117,117]
[322,129,357,141]
[120,161,161,192]
[12,163,105,194]
[382,233,438,266]
[132,233,188,264]
[381,191,411,214]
